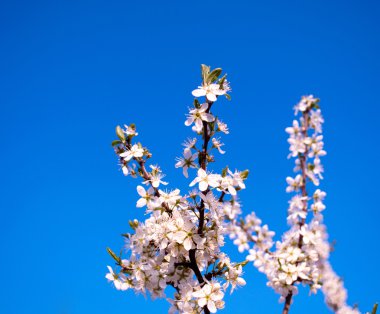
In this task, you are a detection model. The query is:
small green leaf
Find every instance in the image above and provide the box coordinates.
[221,166,229,177]
[107,247,121,264]
[240,169,249,179]
[111,140,121,147]
[201,64,210,82]
[194,98,201,109]
[116,125,126,142]
[207,68,222,83]
[209,121,215,132]
[128,219,139,230]
[219,74,227,88]
[239,260,249,267]
[225,94,231,101]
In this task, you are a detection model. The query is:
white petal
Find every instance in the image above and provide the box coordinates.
[201,113,215,122]
[136,198,147,208]
[185,117,194,126]
[183,166,189,178]
[199,103,209,111]
[206,92,217,102]
[197,168,206,177]
[106,266,114,274]
[114,280,122,290]
[152,180,159,188]
[195,118,203,131]
[192,88,206,97]
[192,290,205,298]
[174,231,187,243]
[184,149,192,158]
[212,290,224,301]
[198,298,207,307]
[207,300,217,313]
[213,89,226,96]
[119,151,130,158]
[228,185,237,196]
[124,154,133,161]
[199,180,208,191]
[189,177,199,187]
[183,237,193,251]
[238,277,246,286]
[136,185,146,197]
[203,284,212,294]
[122,166,129,176]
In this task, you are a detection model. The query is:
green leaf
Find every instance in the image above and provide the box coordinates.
[225,94,231,101]
[116,125,126,142]
[239,261,249,267]
[232,260,249,268]
[221,166,229,177]
[111,140,122,147]
[207,68,222,84]
[240,169,249,179]
[201,64,210,82]
[194,98,201,109]
[107,247,121,264]
[219,74,227,87]
[128,219,139,230]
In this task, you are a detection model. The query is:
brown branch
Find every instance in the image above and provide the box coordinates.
[198,101,213,235]
[297,110,310,247]
[282,292,293,314]
[204,268,225,281]
[188,100,214,314]
[218,191,226,203]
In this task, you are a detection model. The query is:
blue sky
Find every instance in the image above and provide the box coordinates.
[0,1,379,313]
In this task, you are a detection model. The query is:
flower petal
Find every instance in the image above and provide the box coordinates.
[199,180,208,191]
[207,300,217,313]
[192,88,206,97]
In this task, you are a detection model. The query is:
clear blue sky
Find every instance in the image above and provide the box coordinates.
[1,1,379,313]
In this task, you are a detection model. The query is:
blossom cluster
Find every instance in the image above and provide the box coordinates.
[106,66,371,314]
[229,96,361,313]
[106,65,248,314]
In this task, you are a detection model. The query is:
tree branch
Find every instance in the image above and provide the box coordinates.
[282,292,293,314]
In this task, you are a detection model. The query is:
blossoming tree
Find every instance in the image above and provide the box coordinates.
[106,65,377,314]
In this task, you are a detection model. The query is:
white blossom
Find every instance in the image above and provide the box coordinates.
[189,168,220,192]
[216,120,229,134]
[212,138,225,154]
[192,84,226,102]
[119,144,144,161]
[105,266,129,291]
[175,150,198,178]
[185,103,215,133]
[192,282,225,313]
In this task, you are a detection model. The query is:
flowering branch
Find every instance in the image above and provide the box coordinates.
[282,101,314,314]
[106,65,249,314]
